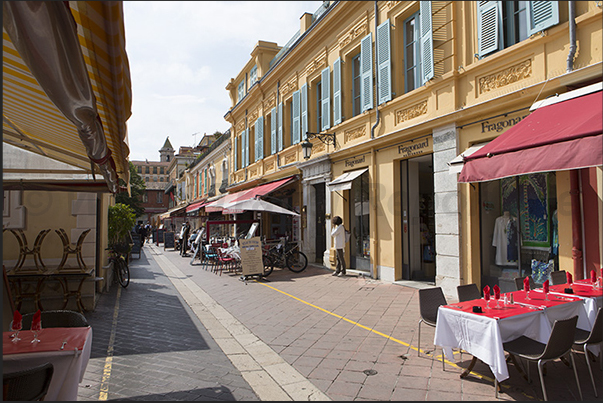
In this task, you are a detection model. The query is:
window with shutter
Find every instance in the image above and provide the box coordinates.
[527,1,558,37]
[292,90,300,144]
[249,65,257,87]
[234,136,238,170]
[377,20,392,104]
[277,103,283,152]
[478,1,500,58]
[333,58,342,124]
[238,80,245,103]
[242,128,248,167]
[321,67,331,131]
[419,2,434,84]
[360,33,374,112]
[271,107,277,154]
[255,116,264,161]
[301,84,308,140]
[352,53,361,116]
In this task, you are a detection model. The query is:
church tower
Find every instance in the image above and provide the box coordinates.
[159,137,175,162]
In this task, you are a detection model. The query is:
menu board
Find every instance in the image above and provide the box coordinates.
[239,237,264,276]
[164,231,175,249]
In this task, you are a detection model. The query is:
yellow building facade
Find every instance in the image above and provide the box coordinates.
[224,1,602,296]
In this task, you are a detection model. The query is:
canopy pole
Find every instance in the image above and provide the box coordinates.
[570,170,584,279]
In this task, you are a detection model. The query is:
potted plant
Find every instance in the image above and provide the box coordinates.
[108,203,136,256]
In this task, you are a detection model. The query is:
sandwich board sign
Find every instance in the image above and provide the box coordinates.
[239,237,263,276]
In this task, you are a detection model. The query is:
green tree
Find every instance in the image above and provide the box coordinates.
[115,161,146,217]
[108,203,136,253]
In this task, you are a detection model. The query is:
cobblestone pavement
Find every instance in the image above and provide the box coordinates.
[78,242,602,401]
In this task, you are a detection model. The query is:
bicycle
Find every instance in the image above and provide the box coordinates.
[262,237,308,274]
[107,246,130,288]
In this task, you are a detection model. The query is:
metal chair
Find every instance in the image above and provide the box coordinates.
[514,276,536,291]
[573,307,602,397]
[456,283,481,302]
[21,309,88,330]
[417,287,447,370]
[549,270,567,285]
[3,362,54,401]
[500,315,582,401]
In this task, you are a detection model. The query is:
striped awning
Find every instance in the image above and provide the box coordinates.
[2,1,132,192]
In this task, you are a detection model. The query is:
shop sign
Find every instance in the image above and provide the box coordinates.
[481,114,528,133]
[345,155,367,169]
[398,137,431,158]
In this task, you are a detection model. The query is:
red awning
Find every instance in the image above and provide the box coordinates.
[459,89,602,183]
[205,176,295,212]
[185,200,208,213]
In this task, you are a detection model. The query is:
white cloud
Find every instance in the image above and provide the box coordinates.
[124,1,323,161]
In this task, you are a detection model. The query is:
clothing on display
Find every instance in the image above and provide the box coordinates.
[492,211,518,266]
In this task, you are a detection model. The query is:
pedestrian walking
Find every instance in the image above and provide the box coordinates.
[180,222,191,257]
[330,216,347,276]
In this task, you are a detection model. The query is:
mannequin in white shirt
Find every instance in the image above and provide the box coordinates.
[492,211,515,266]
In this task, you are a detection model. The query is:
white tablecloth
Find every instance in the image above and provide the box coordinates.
[3,327,92,401]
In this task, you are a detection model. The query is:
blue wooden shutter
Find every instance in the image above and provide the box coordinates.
[234,136,238,170]
[255,116,264,161]
[527,1,559,37]
[333,58,342,124]
[478,1,500,58]
[360,33,373,112]
[377,20,392,104]
[292,90,300,144]
[277,102,283,151]
[270,107,277,154]
[241,129,247,167]
[321,67,331,131]
[301,84,308,140]
[419,3,434,84]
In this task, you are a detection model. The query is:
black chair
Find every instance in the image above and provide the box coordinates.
[456,283,481,302]
[514,276,536,291]
[21,310,88,330]
[549,270,567,285]
[500,315,582,401]
[418,287,447,370]
[3,362,54,401]
[573,307,602,397]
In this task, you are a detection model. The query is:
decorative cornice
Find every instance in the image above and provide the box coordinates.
[263,93,276,111]
[386,1,401,10]
[236,120,246,132]
[478,59,532,94]
[344,126,366,143]
[304,51,327,77]
[314,142,326,154]
[248,108,259,123]
[249,167,258,178]
[337,17,368,52]
[265,161,274,171]
[284,153,297,165]
[395,101,428,125]
[280,74,298,98]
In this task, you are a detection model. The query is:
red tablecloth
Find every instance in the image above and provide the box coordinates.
[443,298,536,320]
[510,289,582,308]
[548,283,603,299]
[3,327,90,355]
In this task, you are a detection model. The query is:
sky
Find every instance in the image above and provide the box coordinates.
[123,1,324,162]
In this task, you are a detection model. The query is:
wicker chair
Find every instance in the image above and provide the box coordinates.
[456,284,481,302]
[549,270,567,285]
[21,310,88,330]
[573,307,602,397]
[417,287,447,370]
[514,276,536,291]
[3,362,54,401]
[500,315,582,401]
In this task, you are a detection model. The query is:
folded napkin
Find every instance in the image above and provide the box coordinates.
[483,285,490,300]
[591,269,597,283]
[566,271,573,285]
[493,284,501,300]
[523,276,530,292]
[543,279,550,294]
[31,309,42,331]
[11,310,22,330]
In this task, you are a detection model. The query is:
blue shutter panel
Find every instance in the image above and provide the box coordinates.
[270,107,277,154]
[478,1,500,58]
[292,91,300,144]
[377,20,392,104]
[301,84,308,140]
[419,3,434,84]
[321,67,331,131]
[527,1,559,36]
[333,58,342,124]
[242,129,247,167]
[277,102,283,152]
[255,116,264,161]
[234,136,238,170]
[360,33,374,112]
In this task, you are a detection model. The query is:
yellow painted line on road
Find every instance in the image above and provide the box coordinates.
[254,279,528,397]
[98,286,121,401]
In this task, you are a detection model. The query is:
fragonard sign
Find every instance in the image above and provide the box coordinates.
[398,137,432,158]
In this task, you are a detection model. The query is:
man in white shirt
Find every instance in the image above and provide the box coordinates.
[330,216,347,276]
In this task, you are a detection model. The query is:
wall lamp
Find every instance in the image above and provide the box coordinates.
[301,132,336,160]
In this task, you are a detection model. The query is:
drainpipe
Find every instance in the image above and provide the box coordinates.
[566,1,576,73]
[567,1,583,279]
[276,81,281,168]
[370,0,380,139]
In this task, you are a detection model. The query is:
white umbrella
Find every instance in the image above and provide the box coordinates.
[222,198,299,216]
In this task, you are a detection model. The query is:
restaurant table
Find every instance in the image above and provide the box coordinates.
[3,326,92,401]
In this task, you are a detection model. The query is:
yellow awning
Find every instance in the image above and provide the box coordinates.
[2,1,132,191]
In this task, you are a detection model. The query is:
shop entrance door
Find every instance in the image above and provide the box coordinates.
[313,183,326,263]
[400,154,435,281]
[349,170,370,272]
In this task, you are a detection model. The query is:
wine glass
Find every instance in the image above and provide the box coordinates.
[494,292,500,308]
[31,320,42,344]
[484,293,490,309]
[9,320,22,343]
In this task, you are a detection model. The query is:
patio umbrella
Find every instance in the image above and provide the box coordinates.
[222,198,299,216]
